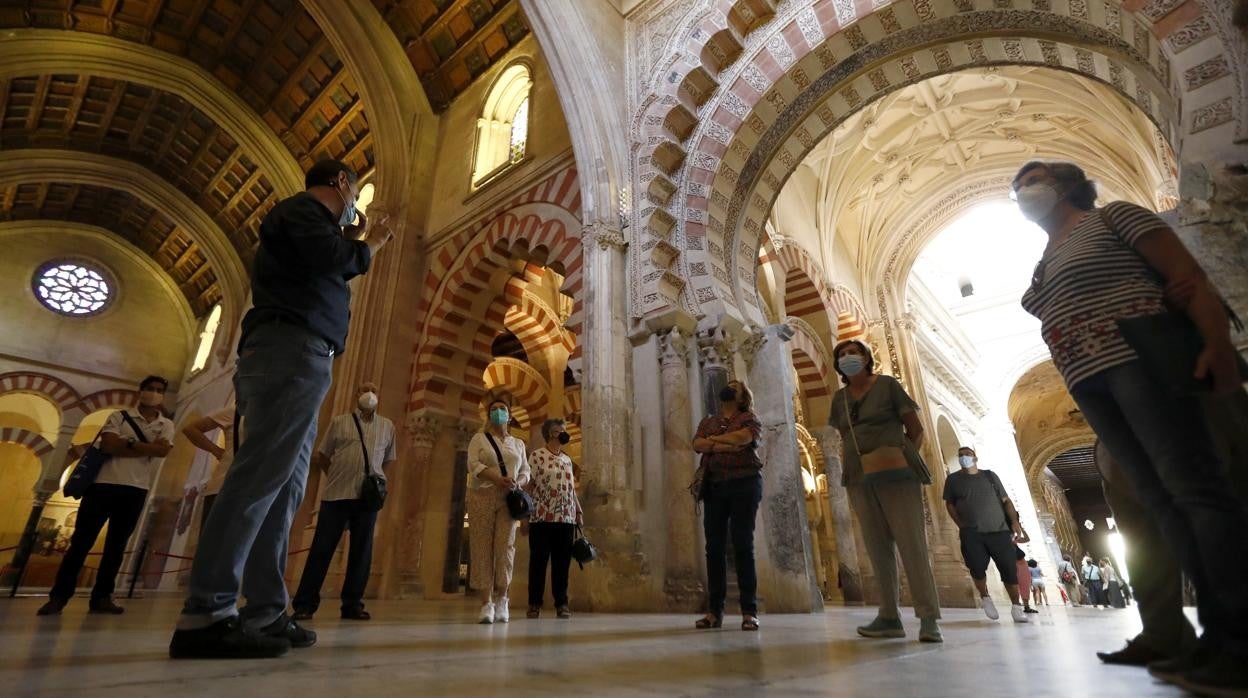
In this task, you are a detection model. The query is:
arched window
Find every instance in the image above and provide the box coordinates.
[190,304,222,373]
[473,63,532,186]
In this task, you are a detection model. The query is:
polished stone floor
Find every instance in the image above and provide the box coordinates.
[1,596,1185,697]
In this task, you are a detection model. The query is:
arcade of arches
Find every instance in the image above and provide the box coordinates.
[1,0,1246,636]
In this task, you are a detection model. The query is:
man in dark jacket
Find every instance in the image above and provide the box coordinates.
[171,160,393,659]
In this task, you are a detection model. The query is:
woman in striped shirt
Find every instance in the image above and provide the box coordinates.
[1015,160,1247,692]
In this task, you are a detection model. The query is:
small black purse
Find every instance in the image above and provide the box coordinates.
[486,432,533,519]
[571,526,597,569]
[352,413,387,513]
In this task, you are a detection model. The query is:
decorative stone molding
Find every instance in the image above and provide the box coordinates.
[585,221,628,251]
[695,325,735,371]
[657,326,691,366]
[406,412,444,451]
[453,422,481,452]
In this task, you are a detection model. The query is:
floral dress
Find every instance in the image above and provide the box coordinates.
[527,447,581,524]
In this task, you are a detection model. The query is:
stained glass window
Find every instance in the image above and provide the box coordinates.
[34,261,112,316]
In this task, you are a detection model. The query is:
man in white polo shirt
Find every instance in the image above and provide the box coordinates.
[38,375,175,616]
[291,381,395,621]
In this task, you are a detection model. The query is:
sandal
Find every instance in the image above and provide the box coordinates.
[694,614,723,629]
[742,616,760,631]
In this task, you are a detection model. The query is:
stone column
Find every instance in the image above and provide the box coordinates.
[813,426,864,605]
[658,326,701,608]
[376,411,442,598]
[696,326,734,415]
[742,324,823,612]
[2,488,52,591]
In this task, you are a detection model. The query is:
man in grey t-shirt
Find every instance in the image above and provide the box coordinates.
[943,446,1030,624]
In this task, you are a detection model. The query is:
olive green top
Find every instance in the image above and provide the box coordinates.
[828,375,930,487]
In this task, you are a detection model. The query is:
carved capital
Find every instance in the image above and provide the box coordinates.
[453,421,480,451]
[695,326,734,370]
[583,222,628,252]
[405,412,443,451]
[658,326,690,367]
[813,425,842,454]
[737,326,767,367]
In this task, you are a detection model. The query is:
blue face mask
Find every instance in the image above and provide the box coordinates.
[838,354,865,377]
[336,182,357,227]
[489,408,509,427]
[959,455,976,469]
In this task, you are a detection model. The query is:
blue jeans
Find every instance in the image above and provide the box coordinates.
[703,475,763,617]
[1071,361,1248,650]
[178,322,334,630]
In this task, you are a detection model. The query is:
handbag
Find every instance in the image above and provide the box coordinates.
[571,525,597,570]
[843,389,911,481]
[63,411,149,499]
[352,413,387,513]
[486,432,533,520]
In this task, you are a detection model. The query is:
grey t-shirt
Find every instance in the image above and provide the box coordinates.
[942,469,1009,533]
[828,375,929,486]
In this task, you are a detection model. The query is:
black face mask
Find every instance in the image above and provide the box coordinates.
[719,387,738,403]
[557,432,571,445]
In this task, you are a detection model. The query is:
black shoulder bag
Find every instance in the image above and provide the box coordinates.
[63,411,149,499]
[352,413,387,513]
[485,432,533,520]
[571,525,598,570]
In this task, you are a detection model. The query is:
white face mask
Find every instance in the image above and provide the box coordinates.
[958,455,976,469]
[358,391,378,411]
[1016,183,1060,222]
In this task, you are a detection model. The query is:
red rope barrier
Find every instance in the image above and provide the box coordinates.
[0,545,18,553]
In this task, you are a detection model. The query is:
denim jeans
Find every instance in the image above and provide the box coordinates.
[703,475,762,617]
[292,499,378,614]
[178,322,334,630]
[1071,361,1248,650]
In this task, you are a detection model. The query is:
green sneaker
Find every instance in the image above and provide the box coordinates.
[857,616,905,638]
[919,618,943,643]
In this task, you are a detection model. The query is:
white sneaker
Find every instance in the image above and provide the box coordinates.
[478,602,494,624]
[1011,604,1029,623]
[981,596,999,620]
[496,598,510,623]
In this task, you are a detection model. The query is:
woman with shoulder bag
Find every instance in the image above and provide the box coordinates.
[524,418,582,620]
[1014,160,1248,692]
[691,380,764,632]
[466,396,531,624]
[828,340,942,643]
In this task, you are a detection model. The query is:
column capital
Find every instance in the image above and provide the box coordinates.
[405,411,444,450]
[583,221,627,251]
[453,421,481,451]
[695,325,735,370]
[658,326,690,366]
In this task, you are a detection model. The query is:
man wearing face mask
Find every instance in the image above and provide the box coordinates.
[942,446,1032,624]
[172,160,394,658]
[290,382,396,621]
[39,376,175,616]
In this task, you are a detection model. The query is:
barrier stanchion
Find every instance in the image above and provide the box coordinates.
[125,537,148,599]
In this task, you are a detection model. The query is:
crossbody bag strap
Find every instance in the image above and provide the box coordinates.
[351,413,373,476]
[485,432,507,478]
[843,389,862,458]
[233,409,241,456]
[120,411,151,443]
[1097,207,1243,331]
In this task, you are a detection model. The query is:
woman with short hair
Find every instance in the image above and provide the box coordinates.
[466,395,531,624]
[692,379,764,631]
[1015,160,1248,690]
[828,340,942,642]
[525,418,582,619]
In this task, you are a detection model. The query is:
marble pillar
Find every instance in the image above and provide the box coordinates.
[696,327,734,415]
[1176,162,1248,332]
[742,324,823,612]
[813,426,864,605]
[658,326,701,608]
[377,411,442,599]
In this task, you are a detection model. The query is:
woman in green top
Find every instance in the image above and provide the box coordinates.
[828,339,942,643]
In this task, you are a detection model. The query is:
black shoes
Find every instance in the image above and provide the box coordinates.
[341,608,371,621]
[261,614,317,648]
[169,616,291,659]
[291,609,314,621]
[36,598,66,616]
[88,598,125,615]
[1097,639,1168,667]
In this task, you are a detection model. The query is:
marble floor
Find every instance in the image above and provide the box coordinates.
[1,596,1187,697]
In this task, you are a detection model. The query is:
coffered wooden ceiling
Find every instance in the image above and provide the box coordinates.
[372,0,529,112]
[0,182,221,316]
[0,0,377,318]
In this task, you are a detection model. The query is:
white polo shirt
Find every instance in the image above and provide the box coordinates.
[317,410,397,502]
[95,409,175,491]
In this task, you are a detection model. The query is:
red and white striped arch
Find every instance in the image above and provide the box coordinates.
[410,165,582,421]
[786,321,832,400]
[74,389,140,415]
[505,290,575,357]
[0,426,55,457]
[483,358,552,432]
[0,371,81,415]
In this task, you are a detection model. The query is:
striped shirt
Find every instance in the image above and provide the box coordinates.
[1021,201,1168,389]
[317,410,396,502]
